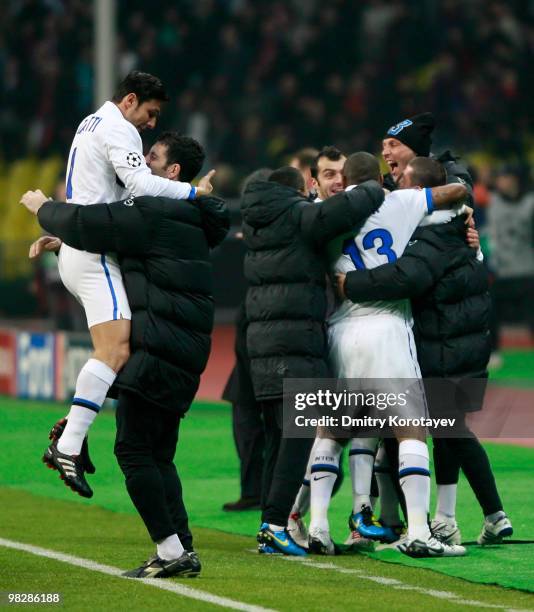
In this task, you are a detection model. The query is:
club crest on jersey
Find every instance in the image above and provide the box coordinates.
[387,119,413,136]
[126,152,142,168]
[123,197,134,207]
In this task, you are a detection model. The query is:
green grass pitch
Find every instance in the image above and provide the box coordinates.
[1,396,534,611]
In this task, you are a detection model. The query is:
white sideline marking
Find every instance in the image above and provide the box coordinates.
[252,551,532,612]
[0,538,275,612]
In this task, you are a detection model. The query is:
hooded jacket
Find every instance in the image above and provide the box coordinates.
[241,179,384,401]
[38,195,229,414]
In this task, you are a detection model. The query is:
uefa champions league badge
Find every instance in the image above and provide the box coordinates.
[126,152,143,167]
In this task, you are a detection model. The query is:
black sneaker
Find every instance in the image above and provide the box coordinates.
[49,417,96,474]
[123,552,200,578]
[42,440,93,498]
[186,550,201,574]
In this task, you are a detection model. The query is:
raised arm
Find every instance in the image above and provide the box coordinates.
[106,122,213,200]
[299,180,384,248]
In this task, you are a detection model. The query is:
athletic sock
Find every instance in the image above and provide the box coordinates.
[399,439,431,541]
[57,358,116,455]
[290,483,310,519]
[374,444,401,526]
[290,437,318,517]
[349,437,377,512]
[309,439,342,532]
[435,484,457,522]
[157,534,185,561]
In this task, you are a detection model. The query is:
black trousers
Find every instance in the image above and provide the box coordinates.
[223,303,265,500]
[232,401,265,499]
[433,416,503,517]
[260,400,314,526]
[114,390,193,550]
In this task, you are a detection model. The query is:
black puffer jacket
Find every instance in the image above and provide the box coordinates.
[241,180,384,401]
[343,215,491,378]
[38,195,229,413]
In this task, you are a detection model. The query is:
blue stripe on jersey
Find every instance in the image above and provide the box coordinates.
[188,186,197,201]
[66,147,77,200]
[424,187,434,213]
[100,254,118,320]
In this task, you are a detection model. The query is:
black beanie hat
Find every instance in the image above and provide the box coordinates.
[385,112,436,157]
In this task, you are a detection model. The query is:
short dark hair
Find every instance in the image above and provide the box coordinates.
[311,146,344,179]
[269,166,305,192]
[290,147,320,169]
[241,167,273,196]
[156,131,205,182]
[112,71,169,105]
[343,152,381,185]
[407,157,446,187]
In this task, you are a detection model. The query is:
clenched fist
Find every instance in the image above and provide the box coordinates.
[20,189,50,214]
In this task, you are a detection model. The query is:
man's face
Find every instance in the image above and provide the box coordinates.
[382,137,416,182]
[397,164,416,189]
[123,97,162,132]
[145,142,175,179]
[315,155,346,199]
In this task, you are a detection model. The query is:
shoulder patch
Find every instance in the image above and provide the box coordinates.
[126,152,142,168]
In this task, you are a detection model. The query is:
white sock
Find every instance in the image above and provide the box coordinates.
[399,439,431,541]
[290,437,319,517]
[57,358,116,455]
[435,484,457,522]
[157,534,184,560]
[375,444,401,526]
[349,437,377,512]
[290,483,310,518]
[309,439,342,532]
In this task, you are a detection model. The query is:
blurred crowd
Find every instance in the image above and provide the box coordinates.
[0,0,533,342]
[1,0,533,182]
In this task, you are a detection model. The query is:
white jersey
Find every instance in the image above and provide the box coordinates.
[65,101,193,205]
[329,186,438,323]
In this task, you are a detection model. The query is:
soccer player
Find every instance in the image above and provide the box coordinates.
[22,131,228,578]
[36,71,214,497]
[311,146,347,201]
[340,157,514,548]
[308,152,468,557]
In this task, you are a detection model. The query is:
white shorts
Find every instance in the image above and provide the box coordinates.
[58,244,131,329]
[327,314,422,379]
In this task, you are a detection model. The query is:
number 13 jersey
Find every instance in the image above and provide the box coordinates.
[328,185,434,323]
